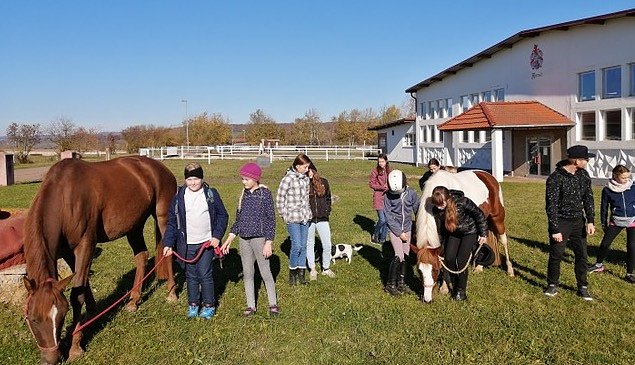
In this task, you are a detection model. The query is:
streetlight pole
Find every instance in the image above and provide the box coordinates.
[181,99,189,147]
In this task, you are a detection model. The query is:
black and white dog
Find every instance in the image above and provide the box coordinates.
[331,244,363,264]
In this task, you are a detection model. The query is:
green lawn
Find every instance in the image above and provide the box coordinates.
[1,158,634,364]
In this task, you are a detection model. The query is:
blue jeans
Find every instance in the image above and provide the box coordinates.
[307,221,332,271]
[373,210,387,242]
[287,222,309,269]
[184,243,215,306]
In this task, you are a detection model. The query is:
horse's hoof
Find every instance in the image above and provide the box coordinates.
[125,301,139,313]
[166,292,178,303]
[68,347,85,361]
[474,265,484,273]
[507,268,515,277]
[439,284,449,294]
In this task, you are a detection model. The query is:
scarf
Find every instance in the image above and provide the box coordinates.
[607,178,633,193]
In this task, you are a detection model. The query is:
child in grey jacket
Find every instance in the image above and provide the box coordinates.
[383,169,420,295]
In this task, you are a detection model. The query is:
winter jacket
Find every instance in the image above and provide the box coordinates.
[369,168,389,210]
[230,186,276,241]
[433,190,488,239]
[276,168,312,224]
[309,177,332,222]
[600,180,635,227]
[163,183,229,259]
[545,160,595,234]
[384,186,420,236]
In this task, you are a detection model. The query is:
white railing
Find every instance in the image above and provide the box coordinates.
[139,145,381,164]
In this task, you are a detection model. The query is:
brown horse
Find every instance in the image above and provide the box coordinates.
[22,156,177,364]
[415,169,514,303]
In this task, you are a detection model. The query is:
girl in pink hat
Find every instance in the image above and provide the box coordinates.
[221,162,279,316]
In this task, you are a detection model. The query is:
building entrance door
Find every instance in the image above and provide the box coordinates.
[527,138,551,176]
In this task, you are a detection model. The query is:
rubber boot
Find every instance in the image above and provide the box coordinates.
[384,257,400,296]
[397,261,412,294]
[288,269,297,286]
[297,268,309,285]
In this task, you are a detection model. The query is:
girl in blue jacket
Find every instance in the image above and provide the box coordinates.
[589,165,635,283]
[163,163,229,319]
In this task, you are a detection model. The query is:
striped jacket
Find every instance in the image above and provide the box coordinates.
[276,168,312,223]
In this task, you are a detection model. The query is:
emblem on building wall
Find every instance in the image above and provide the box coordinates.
[530,44,543,70]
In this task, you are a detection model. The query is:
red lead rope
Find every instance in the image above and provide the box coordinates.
[72,242,222,336]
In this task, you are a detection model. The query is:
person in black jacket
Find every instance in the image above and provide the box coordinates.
[544,145,596,300]
[419,158,440,191]
[306,162,336,280]
[430,186,488,301]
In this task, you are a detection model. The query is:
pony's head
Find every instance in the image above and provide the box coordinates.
[416,247,442,303]
[23,275,73,365]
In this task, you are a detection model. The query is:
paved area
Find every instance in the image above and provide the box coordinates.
[13,166,50,184]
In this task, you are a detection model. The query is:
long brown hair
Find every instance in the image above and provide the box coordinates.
[309,162,326,197]
[430,186,458,232]
[376,153,390,175]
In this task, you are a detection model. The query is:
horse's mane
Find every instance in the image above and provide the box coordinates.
[24,178,61,282]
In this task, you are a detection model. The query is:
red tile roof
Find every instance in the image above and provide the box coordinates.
[438,101,574,131]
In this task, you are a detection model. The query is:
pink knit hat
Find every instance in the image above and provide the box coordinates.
[239,162,262,181]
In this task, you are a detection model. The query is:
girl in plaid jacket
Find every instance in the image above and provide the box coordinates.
[276,154,313,285]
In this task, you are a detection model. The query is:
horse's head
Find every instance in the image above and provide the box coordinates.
[23,275,73,365]
[416,247,441,303]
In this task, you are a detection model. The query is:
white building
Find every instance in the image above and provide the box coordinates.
[373,8,635,180]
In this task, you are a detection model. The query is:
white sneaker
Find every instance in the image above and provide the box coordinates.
[309,269,318,281]
[322,269,336,278]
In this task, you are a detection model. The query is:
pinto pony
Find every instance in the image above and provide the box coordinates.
[22,156,177,364]
[415,169,514,303]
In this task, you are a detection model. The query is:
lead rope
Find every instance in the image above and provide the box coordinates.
[72,242,220,336]
[437,243,484,275]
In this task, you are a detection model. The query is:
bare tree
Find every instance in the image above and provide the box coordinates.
[6,122,42,163]
[48,117,79,153]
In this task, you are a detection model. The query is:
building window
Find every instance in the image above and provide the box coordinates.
[631,108,635,140]
[494,88,504,101]
[470,93,480,107]
[481,91,492,102]
[446,98,453,117]
[436,126,444,143]
[580,112,596,141]
[461,95,469,112]
[429,100,438,119]
[603,66,621,99]
[404,133,415,146]
[578,71,595,101]
[458,131,465,142]
[420,102,426,119]
[604,110,621,140]
[483,130,492,142]
[438,99,446,118]
[631,64,635,96]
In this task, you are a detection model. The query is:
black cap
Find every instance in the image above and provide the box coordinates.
[567,145,596,159]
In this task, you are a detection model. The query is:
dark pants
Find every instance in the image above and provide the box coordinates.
[547,217,588,288]
[444,233,476,291]
[184,243,215,306]
[596,225,635,274]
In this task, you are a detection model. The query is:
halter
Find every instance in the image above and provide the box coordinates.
[23,277,60,353]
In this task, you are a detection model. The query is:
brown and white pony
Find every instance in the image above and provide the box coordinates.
[415,169,514,303]
[22,156,177,364]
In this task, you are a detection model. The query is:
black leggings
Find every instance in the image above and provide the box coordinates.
[444,233,477,290]
[596,225,635,274]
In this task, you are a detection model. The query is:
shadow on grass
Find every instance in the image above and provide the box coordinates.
[356,241,418,294]
[511,236,574,264]
[353,214,376,237]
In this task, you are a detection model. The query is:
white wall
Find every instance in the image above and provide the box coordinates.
[383,123,416,164]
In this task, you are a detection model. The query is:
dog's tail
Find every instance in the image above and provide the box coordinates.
[353,244,363,252]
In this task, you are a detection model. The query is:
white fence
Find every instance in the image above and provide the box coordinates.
[139,145,381,164]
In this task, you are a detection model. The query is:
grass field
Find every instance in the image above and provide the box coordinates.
[1,158,634,364]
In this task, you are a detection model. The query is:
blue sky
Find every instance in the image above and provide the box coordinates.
[1,1,633,132]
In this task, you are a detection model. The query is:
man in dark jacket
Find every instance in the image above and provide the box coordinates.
[544,145,596,300]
